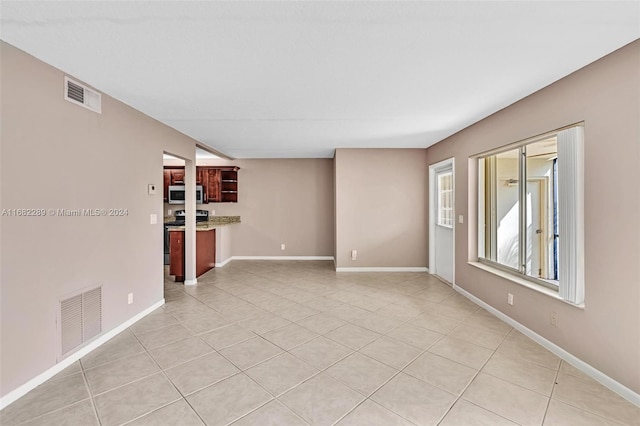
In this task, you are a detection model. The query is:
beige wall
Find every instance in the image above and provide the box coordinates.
[164,158,335,257]
[426,40,640,393]
[334,149,428,268]
[0,42,198,397]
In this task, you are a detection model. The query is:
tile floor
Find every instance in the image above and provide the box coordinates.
[2,261,639,426]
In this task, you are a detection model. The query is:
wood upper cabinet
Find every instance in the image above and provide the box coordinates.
[202,168,221,203]
[163,166,239,203]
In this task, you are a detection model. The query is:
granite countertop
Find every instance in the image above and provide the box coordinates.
[165,216,241,232]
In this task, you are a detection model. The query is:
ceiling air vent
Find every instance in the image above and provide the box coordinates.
[59,286,103,357]
[64,76,101,113]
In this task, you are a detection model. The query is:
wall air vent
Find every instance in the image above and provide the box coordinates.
[64,76,102,113]
[59,286,102,357]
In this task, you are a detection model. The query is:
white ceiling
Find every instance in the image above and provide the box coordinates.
[2,1,638,158]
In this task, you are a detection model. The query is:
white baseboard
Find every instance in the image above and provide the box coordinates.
[335,267,429,272]
[0,299,165,410]
[215,256,234,268]
[454,284,640,408]
[184,279,197,286]
[231,256,335,261]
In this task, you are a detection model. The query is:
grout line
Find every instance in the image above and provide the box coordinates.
[541,360,563,425]
[79,361,103,426]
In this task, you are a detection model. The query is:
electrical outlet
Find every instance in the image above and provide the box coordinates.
[351,250,357,261]
[550,312,558,327]
[128,293,134,305]
[167,209,172,216]
[507,293,514,306]
[281,244,286,251]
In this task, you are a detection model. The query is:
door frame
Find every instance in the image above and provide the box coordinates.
[429,157,455,285]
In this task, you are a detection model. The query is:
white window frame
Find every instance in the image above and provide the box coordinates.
[437,171,454,228]
[475,124,585,305]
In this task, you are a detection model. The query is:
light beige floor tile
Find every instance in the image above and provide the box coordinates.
[220,304,267,322]
[135,323,195,350]
[130,311,179,335]
[296,313,346,334]
[94,373,181,426]
[219,337,283,370]
[50,361,82,380]
[325,353,398,396]
[0,373,89,426]
[483,352,557,396]
[359,336,422,369]
[19,400,98,426]
[351,312,403,334]
[325,305,370,322]
[376,304,423,321]
[230,401,307,426]
[336,400,413,426]
[200,323,256,350]
[449,324,506,350]
[439,400,518,426]
[325,324,382,350]
[272,303,319,322]
[462,310,512,335]
[404,352,477,395]
[410,311,459,334]
[427,302,476,322]
[543,399,625,426]
[552,371,640,425]
[290,336,353,370]
[238,313,291,335]
[558,360,591,381]
[187,374,272,426]
[165,352,240,395]
[170,304,218,322]
[179,312,231,334]
[386,323,443,349]
[148,336,213,370]
[262,323,318,350]
[497,331,560,370]
[245,353,318,396]
[302,296,343,312]
[85,352,159,395]
[81,331,145,369]
[462,373,548,426]
[280,373,365,426]
[371,372,456,426]
[428,336,493,369]
[126,399,205,426]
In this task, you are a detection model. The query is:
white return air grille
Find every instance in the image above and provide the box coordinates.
[60,286,102,356]
[64,76,102,113]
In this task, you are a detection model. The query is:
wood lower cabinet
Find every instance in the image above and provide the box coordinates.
[169,229,216,282]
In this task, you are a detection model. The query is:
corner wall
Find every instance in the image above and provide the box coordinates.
[426,40,640,393]
[334,148,428,269]
[0,42,198,398]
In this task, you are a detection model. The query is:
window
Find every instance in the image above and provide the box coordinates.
[477,125,584,305]
[437,171,453,227]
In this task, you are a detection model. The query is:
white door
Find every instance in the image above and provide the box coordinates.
[431,162,454,284]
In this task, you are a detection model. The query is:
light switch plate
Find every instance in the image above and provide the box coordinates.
[150,214,157,225]
[458,215,464,224]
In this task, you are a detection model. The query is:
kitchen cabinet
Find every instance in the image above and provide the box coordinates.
[163,166,239,203]
[168,228,216,282]
[163,169,171,201]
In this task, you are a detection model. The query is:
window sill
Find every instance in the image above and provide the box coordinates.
[467,261,585,309]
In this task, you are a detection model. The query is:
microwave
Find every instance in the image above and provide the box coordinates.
[168,185,204,204]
